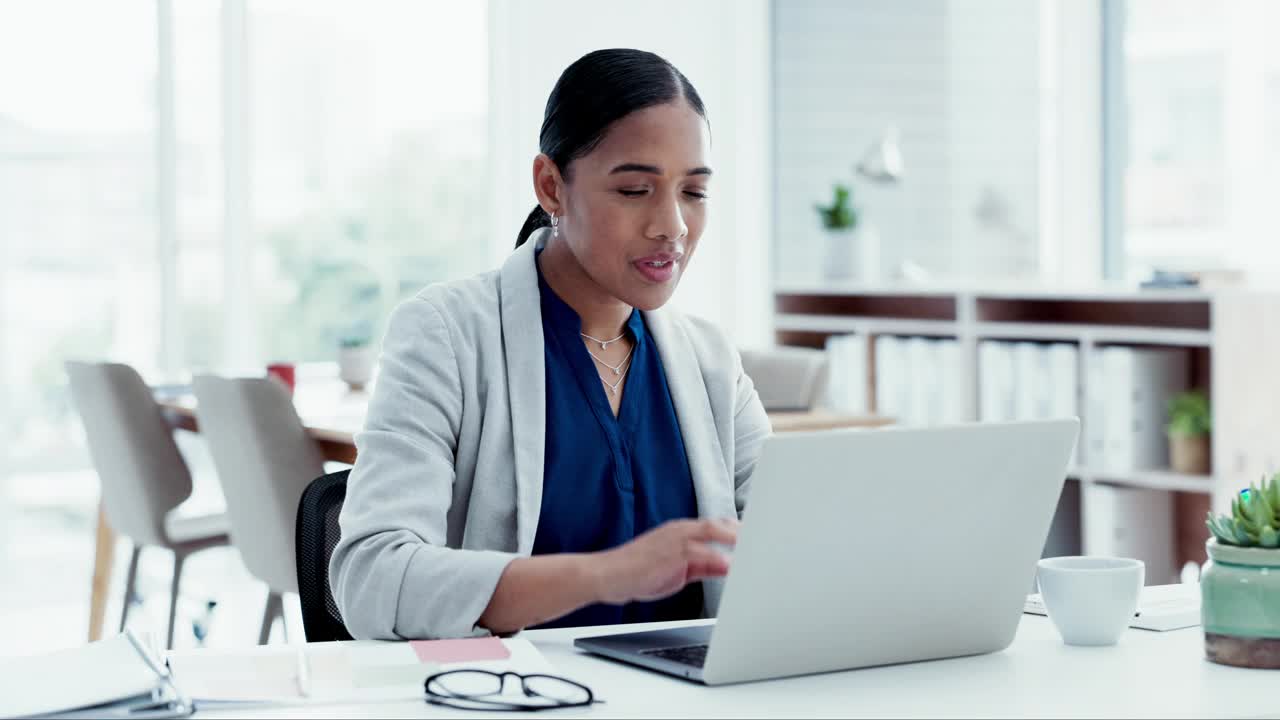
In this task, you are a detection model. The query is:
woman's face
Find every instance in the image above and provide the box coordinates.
[539,100,712,311]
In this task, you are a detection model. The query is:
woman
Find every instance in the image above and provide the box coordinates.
[331,48,771,640]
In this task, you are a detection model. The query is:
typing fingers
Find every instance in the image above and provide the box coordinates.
[689,517,739,546]
[684,541,731,580]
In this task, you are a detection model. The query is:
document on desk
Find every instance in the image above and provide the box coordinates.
[1024,582,1201,631]
[167,637,550,706]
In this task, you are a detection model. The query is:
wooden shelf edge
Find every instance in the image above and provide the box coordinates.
[774,314,960,337]
[975,322,1212,347]
[1072,468,1215,494]
[775,315,1212,347]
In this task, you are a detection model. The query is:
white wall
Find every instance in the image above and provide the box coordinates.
[773,0,1100,286]
[773,0,949,285]
[944,0,1042,279]
[487,0,773,347]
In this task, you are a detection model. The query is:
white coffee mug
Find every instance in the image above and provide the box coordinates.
[1036,556,1144,646]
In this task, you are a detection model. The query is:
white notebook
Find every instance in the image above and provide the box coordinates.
[1024,582,1201,632]
[167,637,551,705]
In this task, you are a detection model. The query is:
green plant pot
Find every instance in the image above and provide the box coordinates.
[1202,538,1280,668]
[1168,432,1210,475]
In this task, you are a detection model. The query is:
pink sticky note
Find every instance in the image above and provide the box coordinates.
[410,637,511,664]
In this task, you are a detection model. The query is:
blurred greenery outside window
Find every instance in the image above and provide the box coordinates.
[0,0,489,479]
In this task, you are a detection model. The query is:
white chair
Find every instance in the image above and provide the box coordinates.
[65,361,230,649]
[191,374,325,644]
[739,346,831,411]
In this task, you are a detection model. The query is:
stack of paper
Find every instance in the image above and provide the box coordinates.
[1025,582,1200,632]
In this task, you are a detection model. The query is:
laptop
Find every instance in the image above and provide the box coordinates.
[575,419,1079,685]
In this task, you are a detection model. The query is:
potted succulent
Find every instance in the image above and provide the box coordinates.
[816,184,859,281]
[338,335,375,391]
[1201,474,1280,668]
[1167,390,1211,474]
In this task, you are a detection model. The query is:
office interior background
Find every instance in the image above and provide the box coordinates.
[3,0,1280,656]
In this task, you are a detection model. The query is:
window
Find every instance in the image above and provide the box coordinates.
[0,0,489,495]
[0,1,160,478]
[248,0,489,363]
[1115,0,1280,282]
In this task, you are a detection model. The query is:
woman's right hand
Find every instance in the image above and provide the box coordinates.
[590,518,739,605]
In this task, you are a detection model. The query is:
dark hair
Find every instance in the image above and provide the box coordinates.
[514,48,708,249]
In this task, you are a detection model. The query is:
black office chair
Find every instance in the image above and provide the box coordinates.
[295,469,354,642]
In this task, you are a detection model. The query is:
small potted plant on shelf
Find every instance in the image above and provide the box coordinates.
[1201,474,1280,668]
[815,183,859,282]
[338,334,374,392]
[1167,390,1211,474]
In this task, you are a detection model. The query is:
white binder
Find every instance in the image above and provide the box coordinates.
[0,631,191,719]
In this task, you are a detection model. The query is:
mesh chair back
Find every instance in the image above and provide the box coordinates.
[295,469,353,642]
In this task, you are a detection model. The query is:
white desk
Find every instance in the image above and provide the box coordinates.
[185,616,1278,719]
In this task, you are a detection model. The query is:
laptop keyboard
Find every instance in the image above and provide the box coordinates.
[640,644,709,668]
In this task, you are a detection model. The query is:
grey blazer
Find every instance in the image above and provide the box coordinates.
[330,229,772,640]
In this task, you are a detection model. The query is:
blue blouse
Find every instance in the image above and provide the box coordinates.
[531,259,704,629]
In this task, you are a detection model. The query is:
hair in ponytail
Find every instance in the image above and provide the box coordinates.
[513,48,707,249]
[516,205,552,248]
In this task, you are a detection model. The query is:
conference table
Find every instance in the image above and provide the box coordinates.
[85,371,891,643]
[155,378,893,465]
[179,616,1277,718]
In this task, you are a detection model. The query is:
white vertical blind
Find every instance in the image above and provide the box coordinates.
[157,0,181,375]
[221,0,254,370]
[1040,0,1104,284]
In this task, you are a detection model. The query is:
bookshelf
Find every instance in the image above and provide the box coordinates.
[774,285,1280,572]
